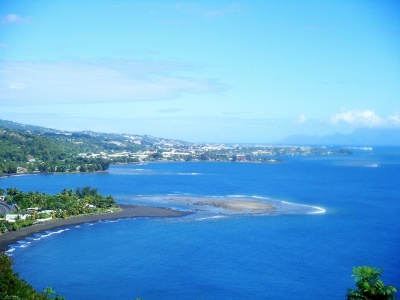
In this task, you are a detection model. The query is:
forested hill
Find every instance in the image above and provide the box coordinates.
[0,119,190,175]
[0,126,112,174]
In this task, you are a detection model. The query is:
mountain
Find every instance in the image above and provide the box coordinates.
[0,119,61,133]
[0,119,191,148]
[279,128,400,146]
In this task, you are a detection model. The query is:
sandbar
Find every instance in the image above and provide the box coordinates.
[194,199,275,212]
[166,197,275,213]
[0,204,191,252]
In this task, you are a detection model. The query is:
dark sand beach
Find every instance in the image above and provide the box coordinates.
[0,205,191,252]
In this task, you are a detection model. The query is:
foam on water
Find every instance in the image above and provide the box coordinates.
[366,163,379,168]
[195,215,227,221]
[5,247,15,254]
[177,172,201,175]
[280,200,327,214]
[5,228,71,255]
[32,229,70,241]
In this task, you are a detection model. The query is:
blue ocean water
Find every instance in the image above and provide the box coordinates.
[1,147,399,299]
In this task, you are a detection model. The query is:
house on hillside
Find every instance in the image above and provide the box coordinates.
[5,214,29,223]
[27,207,40,211]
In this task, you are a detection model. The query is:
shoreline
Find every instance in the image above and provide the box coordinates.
[0,204,192,252]
[0,170,109,178]
[0,159,283,178]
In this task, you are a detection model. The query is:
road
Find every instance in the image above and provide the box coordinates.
[0,201,16,215]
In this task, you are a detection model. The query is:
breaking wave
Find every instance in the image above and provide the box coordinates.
[5,228,70,255]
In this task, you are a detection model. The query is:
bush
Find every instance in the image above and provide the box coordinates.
[347,266,397,300]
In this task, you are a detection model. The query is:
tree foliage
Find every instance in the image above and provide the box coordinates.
[0,187,117,233]
[347,266,397,300]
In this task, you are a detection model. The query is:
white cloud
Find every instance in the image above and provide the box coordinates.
[0,14,30,25]
[388,113,400,125]
[297,115,306,123]
[8,82,26,90]
[330,109,382,126]
[0,59,227,104]
[330,109,400,127]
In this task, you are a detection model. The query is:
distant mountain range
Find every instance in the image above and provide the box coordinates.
[0,119,60,133]
[278,128,400,146]
[0,119,191,147]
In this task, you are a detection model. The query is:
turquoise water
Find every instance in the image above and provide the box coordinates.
[2,147,400,299]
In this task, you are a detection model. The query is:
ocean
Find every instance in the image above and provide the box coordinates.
[1,147,399,299]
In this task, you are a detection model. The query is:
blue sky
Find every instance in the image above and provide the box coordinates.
[1,1,399,143]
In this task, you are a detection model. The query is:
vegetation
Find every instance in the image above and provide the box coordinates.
[0,120,192,175]
[0,187,117,233]
[0,253,65,299]
[347,266,397,299]
[0,127,112,174]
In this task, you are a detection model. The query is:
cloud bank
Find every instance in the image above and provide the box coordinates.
[330,109,400,127]
[0,14,30,25]
[0,59,227,105]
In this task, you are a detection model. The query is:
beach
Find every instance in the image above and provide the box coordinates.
[0,204,191,252]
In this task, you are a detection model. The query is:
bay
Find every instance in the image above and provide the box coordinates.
[1,147,399,299]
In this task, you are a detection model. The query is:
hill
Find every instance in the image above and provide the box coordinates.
[0,119,191,175]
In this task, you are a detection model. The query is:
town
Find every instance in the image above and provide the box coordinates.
[77,134,351,165]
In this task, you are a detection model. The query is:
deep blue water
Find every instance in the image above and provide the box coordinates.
[1,147,399,299]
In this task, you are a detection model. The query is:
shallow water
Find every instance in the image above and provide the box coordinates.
[2,147,400,299]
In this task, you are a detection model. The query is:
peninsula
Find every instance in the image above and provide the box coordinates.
[0,186,192,252]
[0,204,191,252]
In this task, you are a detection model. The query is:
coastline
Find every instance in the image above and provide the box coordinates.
[0,204,192,252]
[0,170,109,178]
[0,158,284,178]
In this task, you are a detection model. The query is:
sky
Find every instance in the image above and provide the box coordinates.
[0,0,399,143]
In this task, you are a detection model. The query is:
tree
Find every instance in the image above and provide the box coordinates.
[6,188,19,196]
[347,266,397,300]
[43,287,66,300]
[150,151,163,160]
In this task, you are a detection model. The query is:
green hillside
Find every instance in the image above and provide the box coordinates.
[0,128,109,174]
[0,119,191,175]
